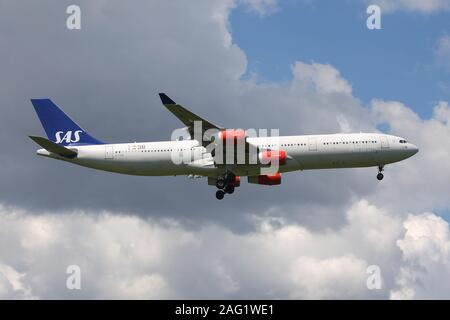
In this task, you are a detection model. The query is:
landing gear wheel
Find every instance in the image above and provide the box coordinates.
[224,172,235,184]
[377,173,384,181]
[225,184,235,194]
[216,190,225,200]
[216,179,225,189]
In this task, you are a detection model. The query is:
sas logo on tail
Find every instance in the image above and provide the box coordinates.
[55,130,82,144]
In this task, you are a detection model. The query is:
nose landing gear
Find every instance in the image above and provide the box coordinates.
[377,165,384,181]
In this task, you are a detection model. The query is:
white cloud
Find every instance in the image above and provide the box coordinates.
[292,61,353,96]
[390,213,450,299]
[289,255,368,299]
[1,200,449,299]
[371,0,450,13]
[436,35,450,68]
[398,213,450,265]
[106,274,170,300]
[0,264,35,299]
[241,0,278,16]
[433,101,450,123]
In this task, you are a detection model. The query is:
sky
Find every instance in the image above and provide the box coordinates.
[231,0,450,119]
[0,0,450,299]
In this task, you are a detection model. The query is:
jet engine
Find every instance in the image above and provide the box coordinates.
[248,173,282,186]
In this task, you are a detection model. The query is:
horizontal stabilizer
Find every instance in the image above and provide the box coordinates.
[29,136,78,158]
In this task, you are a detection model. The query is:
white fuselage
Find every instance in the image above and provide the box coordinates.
[36,133,418,177]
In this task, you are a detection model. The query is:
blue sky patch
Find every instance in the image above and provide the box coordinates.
[230,1,450,119]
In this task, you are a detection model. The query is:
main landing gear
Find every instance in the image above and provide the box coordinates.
[216,190,225,200]
[377,165,384,181]
[215,172,236,200]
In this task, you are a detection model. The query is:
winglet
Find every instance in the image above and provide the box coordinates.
[159,93,176,105]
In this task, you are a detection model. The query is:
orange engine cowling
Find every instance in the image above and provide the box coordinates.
[218,129,246,145]
[248,173,281,186]
[259,150,287,166]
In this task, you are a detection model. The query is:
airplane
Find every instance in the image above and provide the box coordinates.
[29,93,419,200]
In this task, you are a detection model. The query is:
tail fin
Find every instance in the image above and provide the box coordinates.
[31,99,104,146]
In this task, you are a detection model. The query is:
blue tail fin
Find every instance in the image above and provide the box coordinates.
[31,99,104,146]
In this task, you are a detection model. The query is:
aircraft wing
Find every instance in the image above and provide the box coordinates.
[158,93,257,171]
[159,93,223,142]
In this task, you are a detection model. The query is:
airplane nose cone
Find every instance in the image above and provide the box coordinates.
[410,144,419,155]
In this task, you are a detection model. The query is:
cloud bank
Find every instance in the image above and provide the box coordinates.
[1,202,449,299]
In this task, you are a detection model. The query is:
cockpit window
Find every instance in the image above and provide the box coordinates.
[399,139,407,143]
